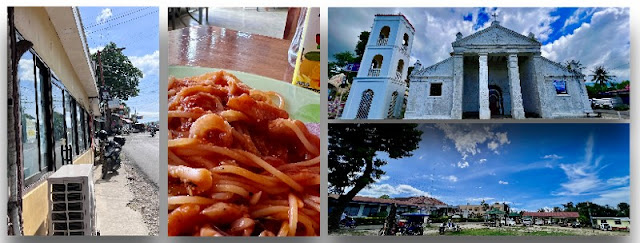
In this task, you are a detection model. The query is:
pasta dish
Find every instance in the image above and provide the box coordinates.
[167,70,320,236]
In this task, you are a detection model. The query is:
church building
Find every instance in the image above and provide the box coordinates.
[405,19,592,119]
[341,14,593,119]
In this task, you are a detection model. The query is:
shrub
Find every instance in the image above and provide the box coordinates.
[614,104,629,111]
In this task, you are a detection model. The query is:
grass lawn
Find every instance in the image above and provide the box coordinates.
[447,228,578,236]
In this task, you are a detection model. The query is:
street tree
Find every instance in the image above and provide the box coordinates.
[354,31,370,63]
[617,202,630,217]
[590,65,613,89]
[91,42,143,100]
[328,124,423,231]
[379,194,391,199]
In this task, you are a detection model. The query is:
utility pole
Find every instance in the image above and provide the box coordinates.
[97,47,125,134]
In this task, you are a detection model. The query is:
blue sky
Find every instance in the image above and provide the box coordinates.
[79,7,159,122]
[329,7,630,82]
[354,124,629,212]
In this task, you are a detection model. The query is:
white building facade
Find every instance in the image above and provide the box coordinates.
[405,20,592,119]
[341,14,415,119]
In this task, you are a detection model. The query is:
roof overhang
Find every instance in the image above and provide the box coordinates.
[45,7,98,98]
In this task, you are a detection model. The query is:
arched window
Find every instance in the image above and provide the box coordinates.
[369,55,383,76]
[378,26,391,45]
[403,33,409,46]
[356,89,374,119]
[387,91,398,118]
[395,59,404,80]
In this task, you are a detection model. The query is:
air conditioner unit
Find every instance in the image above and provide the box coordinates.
[47,164,96,236]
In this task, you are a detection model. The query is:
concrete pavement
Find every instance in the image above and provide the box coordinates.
[121,132,159,184]
[93,160,149,235]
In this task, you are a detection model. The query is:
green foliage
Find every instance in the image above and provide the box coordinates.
[91,42,143,100]
[328,51,357,79]
[590,66,613,88]
[448,228,577,236]
[53,111,65,140]
[615,80,630,90]
[379,194,391,199]
[354,217,385,226]
[565,59,584,73]
[376,210,389,218]
[354,31,370,63]
[613,104,629,111]
[328,124,423,194]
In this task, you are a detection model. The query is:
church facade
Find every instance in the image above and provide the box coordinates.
[405,20,593,119]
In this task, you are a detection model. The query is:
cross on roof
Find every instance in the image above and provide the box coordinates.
[491,13,499,21]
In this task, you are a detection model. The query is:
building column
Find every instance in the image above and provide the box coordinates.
[478,53,490,119]
[508,54,526,119]
[450,54,464,119]
[357,204,365,217]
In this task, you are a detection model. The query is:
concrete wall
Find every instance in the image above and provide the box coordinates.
[405,57,454,119]
[519,56,541,116]
[537,58,592,117]
[14,7,92,110]
[462,57,479,113]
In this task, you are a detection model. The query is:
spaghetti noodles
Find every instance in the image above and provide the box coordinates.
[168,70,320,236]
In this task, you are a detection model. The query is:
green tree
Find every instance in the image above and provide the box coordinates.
[328,51,357,78]
[562,202,575,212]
[379,194,391,199]
[617,202,630,217]
[615,80,630,90]
[91,42,143,100]
[481,200,489,211]
[354,31,370,63]
[328,124,423,231]
[590,65,613,89]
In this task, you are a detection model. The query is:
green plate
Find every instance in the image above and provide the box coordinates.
[168,66,320,123]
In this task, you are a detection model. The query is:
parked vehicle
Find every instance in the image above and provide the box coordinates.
[149,128,156,137]
[571,221,581,228]
[600,223,611,231]
[591,97,623,109]
[340,217,357,229]
[522,218,533,226]
[506,219,516,226]
[97,130,126,179]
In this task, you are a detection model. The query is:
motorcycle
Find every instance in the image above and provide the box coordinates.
[97,130,126,179]
[340,217,357,229]
[149,128,156,137]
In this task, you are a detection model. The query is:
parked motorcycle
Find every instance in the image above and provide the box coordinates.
[96,130,126,179]
[149,128,156,137]
[340,217,357,229]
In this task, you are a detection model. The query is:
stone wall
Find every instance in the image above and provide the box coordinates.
[519,56,541,116]
[538,57,592,117]
[405,57,454,119]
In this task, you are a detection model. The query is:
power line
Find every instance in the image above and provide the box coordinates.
[87,9,159,35]
[84,7,152,29]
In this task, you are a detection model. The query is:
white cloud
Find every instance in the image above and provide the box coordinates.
[467,197,495,202]
[96,8,113,24]
[18,58,35,82]
[446,175,458,182]
[457,161,469,168]
[498,180,509,185]
[129,50,159,78]
[543,154,563,160]
[555,134,629,202]
[592,186,630,206]
[377,175,391,182]
[606,176,630,186]
[89,45,105,55]
[478,159,487,164]
[418,155,424,160]
[435,124,509,159]
[542,8,630,82]
[358,183,430,198]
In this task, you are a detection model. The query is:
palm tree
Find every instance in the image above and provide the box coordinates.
[590,66,613,89]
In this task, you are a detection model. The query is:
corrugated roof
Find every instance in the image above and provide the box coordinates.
[328,194,418,207]
[522,212,579,218]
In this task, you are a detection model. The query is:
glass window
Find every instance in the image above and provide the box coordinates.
[65,92,76,156]
[18,51,40,180]
[85,110,91,148]
[554,80,568,95]
[430,83,442,96]
[615,220,622,225]
[35,62,50,173]
[51,79,65,170]
[76,104,85,152]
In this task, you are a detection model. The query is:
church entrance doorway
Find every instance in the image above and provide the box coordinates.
[488,85,504,117]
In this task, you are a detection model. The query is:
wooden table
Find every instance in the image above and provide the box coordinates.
[168,25,294,82]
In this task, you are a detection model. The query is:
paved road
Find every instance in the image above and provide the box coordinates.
[121,132,159,185]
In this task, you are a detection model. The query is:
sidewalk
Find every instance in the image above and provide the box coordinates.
[93,157,155,235]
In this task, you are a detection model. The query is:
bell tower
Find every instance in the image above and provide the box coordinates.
[341,14,415,119]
